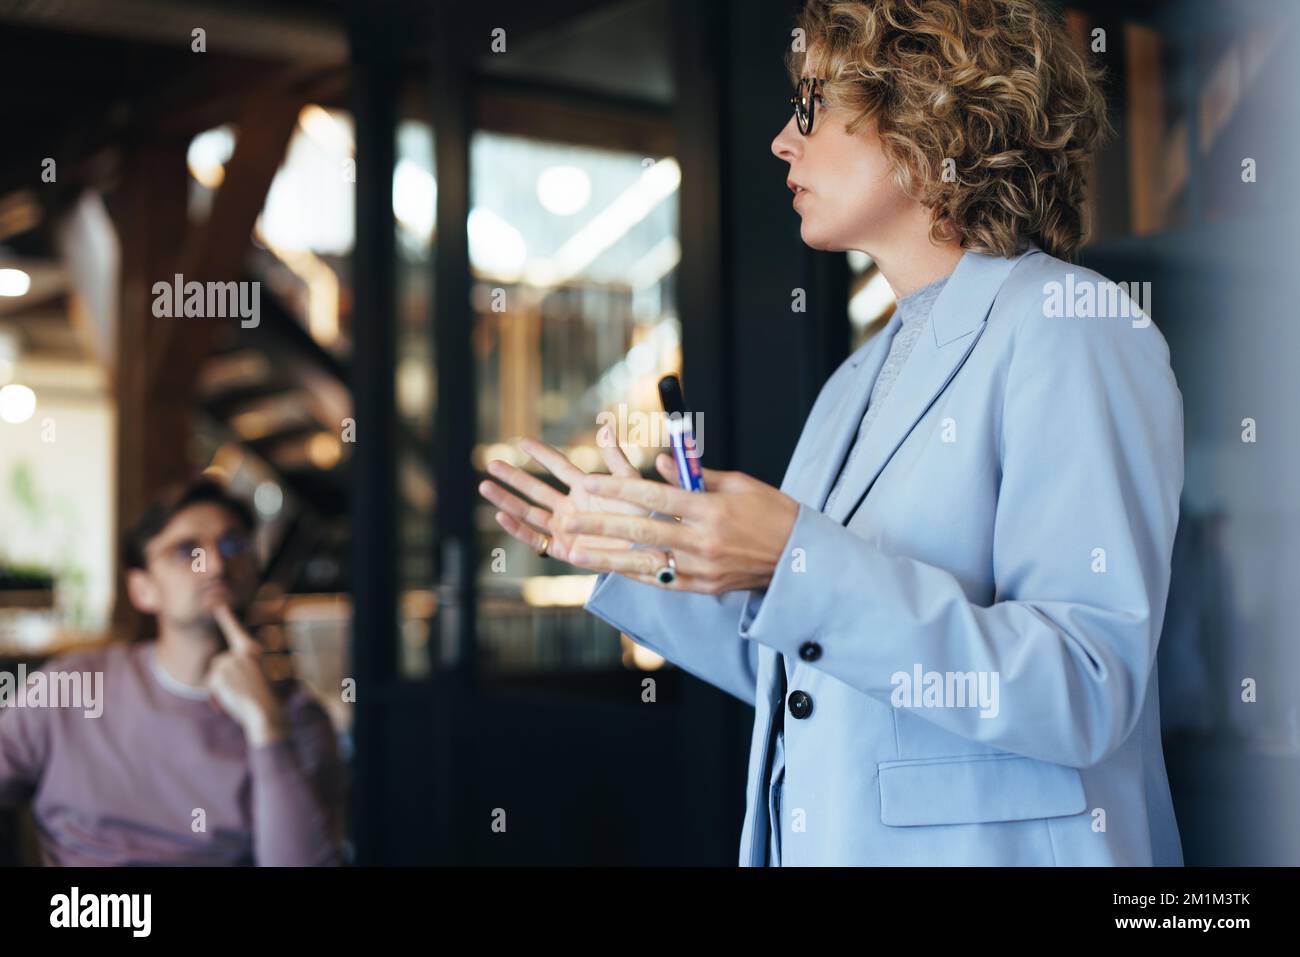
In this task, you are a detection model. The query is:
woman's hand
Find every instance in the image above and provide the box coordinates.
[478,428,679,569]
[560,465,801,595]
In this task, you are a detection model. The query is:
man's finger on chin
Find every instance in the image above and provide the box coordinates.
[212,604,260,655]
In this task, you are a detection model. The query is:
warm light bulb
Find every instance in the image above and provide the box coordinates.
[0,383,36,423]
[536,165,591,216]
[0,268,32,297]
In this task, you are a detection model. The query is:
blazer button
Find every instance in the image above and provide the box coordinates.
[787,690,813,719]
[798,640,822,661]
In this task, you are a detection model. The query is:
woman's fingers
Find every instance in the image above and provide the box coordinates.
[485,459,564,511]
[570,542,707,581]
[560,512,693,551]
[494,513,632,570]
[479,477,555,533]
[519,437,587,489]
[597,426,640,478]
[654,452,679,485]
[582,473,706,521]
[494,511,551,553]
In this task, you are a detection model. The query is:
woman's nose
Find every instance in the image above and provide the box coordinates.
[771,113,802,162]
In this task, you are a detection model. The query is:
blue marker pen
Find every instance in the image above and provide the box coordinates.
[658,374,706,492]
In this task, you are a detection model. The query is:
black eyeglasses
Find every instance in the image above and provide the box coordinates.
[150,530,254,567]
[790,77,823,135]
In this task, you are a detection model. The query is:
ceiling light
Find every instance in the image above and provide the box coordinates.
[536,165,591,216]
[0,268,32,297]
[187,125,236,190]
[0,383,36,423]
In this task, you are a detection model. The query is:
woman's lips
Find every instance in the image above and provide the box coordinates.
[793,186,808,207]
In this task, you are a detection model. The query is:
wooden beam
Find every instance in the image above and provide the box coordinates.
[147,93,303,396]
[1125,22,1168,235]
[474,80,674,156]
[111,94,303,639]
[111,141,190,641]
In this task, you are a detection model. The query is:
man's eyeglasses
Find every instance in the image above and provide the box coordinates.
[149,531,254,568]
[790,76,823,135]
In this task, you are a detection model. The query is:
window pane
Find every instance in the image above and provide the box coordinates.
[469,132,680,673]
[395,113,438,679]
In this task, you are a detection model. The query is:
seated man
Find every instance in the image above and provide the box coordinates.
[0,477,345,865]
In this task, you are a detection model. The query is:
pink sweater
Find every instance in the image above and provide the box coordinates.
[0,641,345,866]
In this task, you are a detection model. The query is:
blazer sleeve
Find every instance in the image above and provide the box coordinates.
[585,568,759,706]
[736,307,1184,768]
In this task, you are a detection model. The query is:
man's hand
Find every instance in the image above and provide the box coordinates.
[207,604,288,748]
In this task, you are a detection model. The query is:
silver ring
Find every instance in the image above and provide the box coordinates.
[655,550,677,585]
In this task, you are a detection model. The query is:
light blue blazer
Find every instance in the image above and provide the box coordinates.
[584,242,1185,866]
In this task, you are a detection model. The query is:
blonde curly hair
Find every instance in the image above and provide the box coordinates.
[787,0,1113,260]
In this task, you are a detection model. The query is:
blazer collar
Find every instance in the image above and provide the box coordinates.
[806,241,1041,523]
[849,241,1041,368]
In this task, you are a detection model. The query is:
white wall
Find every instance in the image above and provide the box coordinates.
[0,359,115,637]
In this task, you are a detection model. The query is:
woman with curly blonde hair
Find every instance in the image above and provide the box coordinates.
[482,0,1184,867]
[778,0,1113,283]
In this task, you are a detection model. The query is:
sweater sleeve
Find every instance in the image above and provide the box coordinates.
[0,697,49,809]
[248,691,346,866]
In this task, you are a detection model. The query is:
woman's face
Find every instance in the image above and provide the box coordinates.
[770,50,918,254]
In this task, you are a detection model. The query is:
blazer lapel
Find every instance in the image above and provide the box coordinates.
[790,311,902,511]
[822,245,1040,526]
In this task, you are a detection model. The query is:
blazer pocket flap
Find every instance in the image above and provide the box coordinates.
[878,753,1087,827]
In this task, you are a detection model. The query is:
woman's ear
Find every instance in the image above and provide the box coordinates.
[125,568,160,614]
